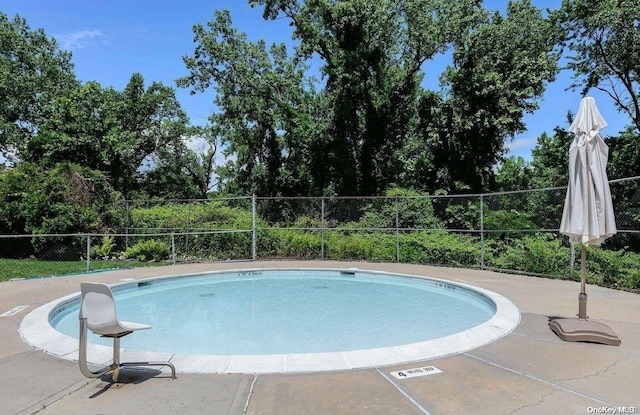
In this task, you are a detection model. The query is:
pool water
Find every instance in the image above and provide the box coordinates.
[51,270,496,355]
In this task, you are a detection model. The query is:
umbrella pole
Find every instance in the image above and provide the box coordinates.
[579,245,587,319]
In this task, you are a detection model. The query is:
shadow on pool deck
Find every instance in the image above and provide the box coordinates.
[2,260,639,415]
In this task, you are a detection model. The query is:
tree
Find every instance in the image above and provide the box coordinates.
[110,74,189,195]
[529,129,571,189]
[0,13,76,161]
[178,10,317,196]
[251,0,485,195]
[143,126,220,199]
[554,0,640,132]
[0,162,124,256]
[606,128,640,250]
[607,127,640,180]
[495,156,533,192]
[183,1,560,196]
[418,0,560,193]
[27,81,116,168]
[526,128,573,230]
[29,74,189,196]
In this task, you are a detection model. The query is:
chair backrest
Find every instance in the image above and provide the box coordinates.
[80,282,119,333]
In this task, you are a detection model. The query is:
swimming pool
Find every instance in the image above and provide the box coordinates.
[21,268,520,373]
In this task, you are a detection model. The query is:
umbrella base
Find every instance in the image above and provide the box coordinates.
[549,318,621,346]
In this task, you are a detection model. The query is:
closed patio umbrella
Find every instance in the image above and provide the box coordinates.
[550,97,620,345]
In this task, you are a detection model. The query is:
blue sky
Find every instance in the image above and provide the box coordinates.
[1,0,632,160]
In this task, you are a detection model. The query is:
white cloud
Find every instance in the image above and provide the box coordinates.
[506,137,537,152]
[55,30,106,50]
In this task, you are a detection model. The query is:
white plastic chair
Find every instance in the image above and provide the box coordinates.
[78,282,176,382]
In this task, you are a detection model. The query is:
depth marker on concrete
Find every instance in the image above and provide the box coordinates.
[390,365,442,379]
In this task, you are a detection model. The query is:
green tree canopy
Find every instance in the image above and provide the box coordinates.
[416,0,560,193]
[0,162,123,236]
[142,125,219,200]
[530,129,571,190]
[251,0,488,195]
[495,156,533,192]
[0,13,76,161]
[178,9,318,196]
[29,74,188,196]
[554,0,640,132]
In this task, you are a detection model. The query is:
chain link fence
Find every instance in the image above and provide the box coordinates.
[2,177,639,288]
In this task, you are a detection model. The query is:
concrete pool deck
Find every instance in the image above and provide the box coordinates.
[2,260,639,414]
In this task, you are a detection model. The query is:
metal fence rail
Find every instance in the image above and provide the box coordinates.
[2,177,639,283]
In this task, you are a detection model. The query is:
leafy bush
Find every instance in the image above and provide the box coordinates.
[129,200,253,231]
[586,248,640,290]
[490,235,572,276]
[483,209,537,233]
[441,199,480,230]
[270,229,322,258]
[325,231,396,261]
[358,187,442,230]
[490,236,640,290]
[184,231,253,261]
[124,239,170,262]
[400,231,482,267]
[91,235,115,259]
[0,163,124,257]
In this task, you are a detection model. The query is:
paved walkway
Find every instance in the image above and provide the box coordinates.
[2,261,639,415]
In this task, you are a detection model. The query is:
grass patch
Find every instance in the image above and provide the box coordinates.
[0,259,168,282]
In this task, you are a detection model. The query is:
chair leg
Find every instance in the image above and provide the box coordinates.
[79,318,176,382]
[79,318,117,379]
[112,337,122,382]
[120,361,177,379]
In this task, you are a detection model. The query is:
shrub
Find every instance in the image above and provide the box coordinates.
[129,200,253,231]
[184,231,253,261]
[400,231,482,267]
[358,187,442,230]
[483,209,537,233]
[490,236,572,277]
[277,229,322,258]
[91,235,115,259]
[0,163,124,257]
[124,239,170,262]
[325,231,396,261]
[587,248,640,290]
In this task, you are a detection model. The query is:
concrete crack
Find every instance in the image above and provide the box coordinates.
[562,356,627,383]
[508,389,558,415]
[464,353,618,408]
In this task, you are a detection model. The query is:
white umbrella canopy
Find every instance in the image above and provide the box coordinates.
[560,96,617,246]
[550,97,620,345]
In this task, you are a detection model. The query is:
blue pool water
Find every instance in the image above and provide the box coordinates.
[51,270,496,355]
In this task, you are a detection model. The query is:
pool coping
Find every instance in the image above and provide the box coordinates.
[19,267,521,374]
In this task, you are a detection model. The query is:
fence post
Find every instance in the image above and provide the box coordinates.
[252,194,257,261]
[185,200,192,254]
[395,196,400,262]
[171,232,176,265]
[321,197,325,260]
[125,200,130,248]
[480,194,485,270]
[86,234,91,272]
